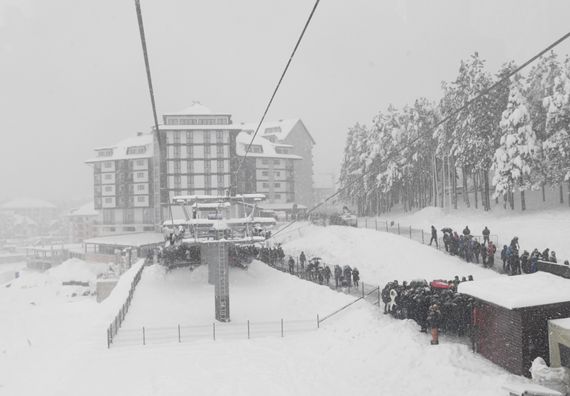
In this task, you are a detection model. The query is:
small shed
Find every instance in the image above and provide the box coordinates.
[549,318,570,368]
[458,273,570,377]
[83,233,164,263]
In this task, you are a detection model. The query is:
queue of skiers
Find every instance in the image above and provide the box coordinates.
[434,225,497,268]
[381,276,476,345]
[499,241,566,276]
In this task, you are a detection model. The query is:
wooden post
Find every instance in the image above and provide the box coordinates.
[247,320,250,339]
[142,326,146,346]
[377,287,380,307]
[213,323,216,341]
[178,324,181,343]
[385,221,388,232]
[409,226,412,239]
[317,314,320,329]
[398,223,400,234]
[362,282,365,298]
[281,319,284,337]
[422,230,424,244]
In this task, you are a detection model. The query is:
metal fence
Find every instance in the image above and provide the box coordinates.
[112,319,319,347]
[107,259,148,348]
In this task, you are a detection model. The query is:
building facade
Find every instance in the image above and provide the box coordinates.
[238,119,315,207]
[86,133,156,235]
[235,131,301,204]
[65,202,98,242]
[156,103,242,221]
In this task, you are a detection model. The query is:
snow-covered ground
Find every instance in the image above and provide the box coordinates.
[0,226,536,395]
[372,206,570,262]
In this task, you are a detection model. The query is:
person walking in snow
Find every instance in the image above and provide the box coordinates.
[462,226,471,236]
[487,241,496,267]
[288,256,295,274]
[501,245,509,273]
[482,226,490,245]
[427,303,442,345]
[429,225,438,248]
[352,267,360,287]
[334,265,342,288]
[550,251,557,263]
[323,265,331,285]
[299,251,306,271]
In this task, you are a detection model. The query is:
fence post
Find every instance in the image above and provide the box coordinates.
[107,327,111,349]
[409,226,412,239]
[142,326,146,346]
[377,286,380,307]
[317,314,320,329]
[398,223,400,234]
[213,323,216,341]
[247,320,250,339]
[422,230,424,244]
[178,324,181,343]
[362,282,365,298]
[365,217,368,228]
[281,319,284,338]
[385,221,388,232]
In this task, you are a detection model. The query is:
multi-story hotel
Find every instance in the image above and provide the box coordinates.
[86,133,156,234]
[156,102,243,220]
[86,103,315,232]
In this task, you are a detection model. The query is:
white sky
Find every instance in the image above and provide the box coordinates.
[1,0,569,205]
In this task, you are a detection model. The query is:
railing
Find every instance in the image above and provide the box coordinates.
[106,259,148,348]
[112,319,318,347]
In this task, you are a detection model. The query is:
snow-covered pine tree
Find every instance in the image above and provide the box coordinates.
[492,75,538,210]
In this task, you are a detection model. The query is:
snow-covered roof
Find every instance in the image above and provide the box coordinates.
[236,132,302,159]
[1,198,56,209]
[67,202,98,217]
[13,214,37,226]
[549,317,570,331]
[163,217,276,227]
[162,102,229,116]
[458,272,570,309]
[86,134,153,163]
[173,194,267,203]
[238,118,315,144]
[84,232,164,248]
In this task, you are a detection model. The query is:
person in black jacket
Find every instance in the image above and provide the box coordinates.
[462,226,471,236]
[352,267,360,287]
[427,303,442,345]
[482,226,490,245]
[429,225,438,248]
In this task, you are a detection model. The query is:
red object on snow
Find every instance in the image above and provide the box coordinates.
[430,280,452,289]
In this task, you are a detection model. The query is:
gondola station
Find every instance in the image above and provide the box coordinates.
[160,193,276,322]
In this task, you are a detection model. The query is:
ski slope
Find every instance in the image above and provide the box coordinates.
[0,226,535,396]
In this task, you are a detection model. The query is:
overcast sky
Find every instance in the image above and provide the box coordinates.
[1,0,570,206]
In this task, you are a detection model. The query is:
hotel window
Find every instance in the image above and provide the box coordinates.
[173,146,180,158]
[137,184,145,191]
[104,173,112,180]
[126,146,146,155]
[262,182,269,188]
[262,159,269,165]
[187,160,194,173]
[187,175,194,187]
[136,159,145,166]
[274,183,281,188]
[186,132,193,144]
[173,133,180,144]
[217,160,224,172]
[275,171,281,177]
[174,175,181,188]
[174,160,181,173]
[104,197,113,204]
[262,170,268,176]
[203,131,210,144]
[216,144,224,155]
[204,144,210,158]
[204,160,211,172]
[137,196,146,203]
[216,130,224,143]
[104,161,113,169]
[205,175,211,189]
[137,172,144,178]
[275,194,281,199]
[217,174,224,186]
[105,185,113,192]
[273,159,280,165]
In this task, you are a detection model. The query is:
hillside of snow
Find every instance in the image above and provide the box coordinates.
[373,206,570,261]
[0,229,534,395]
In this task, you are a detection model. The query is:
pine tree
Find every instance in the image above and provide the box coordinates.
[492,75,538,210]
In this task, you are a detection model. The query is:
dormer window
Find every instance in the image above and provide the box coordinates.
[126,146,147,155]
[97,149,113,157]
[264,126,281,134]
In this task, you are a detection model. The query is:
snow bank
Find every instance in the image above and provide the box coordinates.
[279,223,499,287]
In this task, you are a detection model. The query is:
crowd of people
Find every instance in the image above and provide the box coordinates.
[429,225,568,275]
[381,276,476,343]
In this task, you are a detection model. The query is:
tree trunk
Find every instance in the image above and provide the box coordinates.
[451,158,458,209]
[560,184,564,204]
[462,167,470,208]
[509,191,515,210]
[542,184,546,202]
[473,172,479,209]
[568,180,570,208]
[483,170,491,211]
[521,190,526,211]
[503,194,507,210]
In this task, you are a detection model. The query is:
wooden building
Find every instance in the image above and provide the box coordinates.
[458,272,570,377]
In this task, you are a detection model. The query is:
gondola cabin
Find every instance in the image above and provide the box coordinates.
[458,272,570,377]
